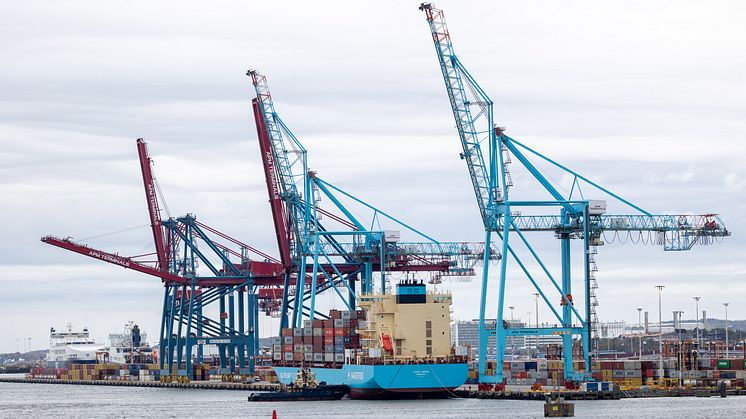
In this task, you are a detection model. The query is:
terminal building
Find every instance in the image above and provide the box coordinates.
[452,319,564,357]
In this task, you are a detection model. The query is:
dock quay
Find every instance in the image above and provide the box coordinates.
[5,376,746,400]
[453,387,746,400]
[0,376,280,391]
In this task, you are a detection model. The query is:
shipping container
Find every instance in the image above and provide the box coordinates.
[717,360,731,369]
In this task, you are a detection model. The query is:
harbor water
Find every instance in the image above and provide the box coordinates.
[2,378,746,418]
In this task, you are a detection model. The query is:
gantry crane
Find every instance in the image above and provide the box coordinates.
[248,70,497,330]
[43,139,286,380]
[419,3,730,384]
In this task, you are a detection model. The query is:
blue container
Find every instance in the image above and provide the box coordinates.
[585,382,599,392]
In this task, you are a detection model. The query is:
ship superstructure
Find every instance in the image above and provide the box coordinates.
[46,324,104,368]
[107,321,153,364]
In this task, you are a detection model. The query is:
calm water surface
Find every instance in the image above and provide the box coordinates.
[2,380,746,418]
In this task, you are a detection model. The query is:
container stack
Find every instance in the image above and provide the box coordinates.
[495,357,746,388]
[272,309,365,367]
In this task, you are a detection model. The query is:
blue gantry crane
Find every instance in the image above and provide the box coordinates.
[419,3,730,385]
[248,70,497,330]
[43,139,286,381]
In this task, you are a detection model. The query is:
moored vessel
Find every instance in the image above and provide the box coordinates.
[46,324,104,369]
[272,280,468,399]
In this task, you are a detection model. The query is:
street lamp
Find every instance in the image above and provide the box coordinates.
[637,308,643,359]
[655,285,665,380]
[675,310,684,388]
[694,296,701,369]
[724,302,730,359]
[533,293,540,329]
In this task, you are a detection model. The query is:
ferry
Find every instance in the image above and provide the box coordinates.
[46,324,103,368]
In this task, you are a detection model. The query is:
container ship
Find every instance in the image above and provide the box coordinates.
[272,280,468,399]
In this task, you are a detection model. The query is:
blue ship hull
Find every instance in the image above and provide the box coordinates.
[274,363,468,399]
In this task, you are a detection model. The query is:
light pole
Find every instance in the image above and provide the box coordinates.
[675,310,684,388]
[533,293,540,329]
[694,296,700,369]
[655,285,665,381]
[637,308,643,359]
[724,302,730,359]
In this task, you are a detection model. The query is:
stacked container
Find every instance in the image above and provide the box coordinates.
[273,309,365,367]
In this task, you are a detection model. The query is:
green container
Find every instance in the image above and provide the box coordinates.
[743,359,746,370]
[716,360,731,369]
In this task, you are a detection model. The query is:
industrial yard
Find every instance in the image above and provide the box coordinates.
[2,0,745,417]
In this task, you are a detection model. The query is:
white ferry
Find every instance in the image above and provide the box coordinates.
[46,324,104,368]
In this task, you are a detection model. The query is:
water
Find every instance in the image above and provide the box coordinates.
[2,380,746,418]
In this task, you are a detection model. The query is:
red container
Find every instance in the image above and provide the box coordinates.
[324,336,334,345]
[324,328,334,336]
[283,344,293,352]
[330,310,342,319]
[313,342,323,351]
[281,328,293,337]
[322,319,334,328]
[312,320,323,328]
[313,336,323,346]
[334,328,344,336]
[293,336,302,344]
[293,352,303,362]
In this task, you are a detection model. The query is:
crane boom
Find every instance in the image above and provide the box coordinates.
[252,99,292,268]
[41,236,187,284]
[420,3,495,226]
[136,139,169,272]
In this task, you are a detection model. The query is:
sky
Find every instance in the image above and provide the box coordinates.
[1,1,744,353]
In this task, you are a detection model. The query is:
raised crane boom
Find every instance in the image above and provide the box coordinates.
[252,98,292,268]
[136,138,170,272]
[248,70,309,264]
[420,3,496,227]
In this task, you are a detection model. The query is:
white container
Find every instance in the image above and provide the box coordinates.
[588,200,607,215]
[368,348,381,358]
[383,230,400,243]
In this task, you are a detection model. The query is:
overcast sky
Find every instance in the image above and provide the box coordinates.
[1,1,744,353]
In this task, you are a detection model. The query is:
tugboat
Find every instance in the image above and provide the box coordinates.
[544,393,575,417]
[248,367,348,402]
